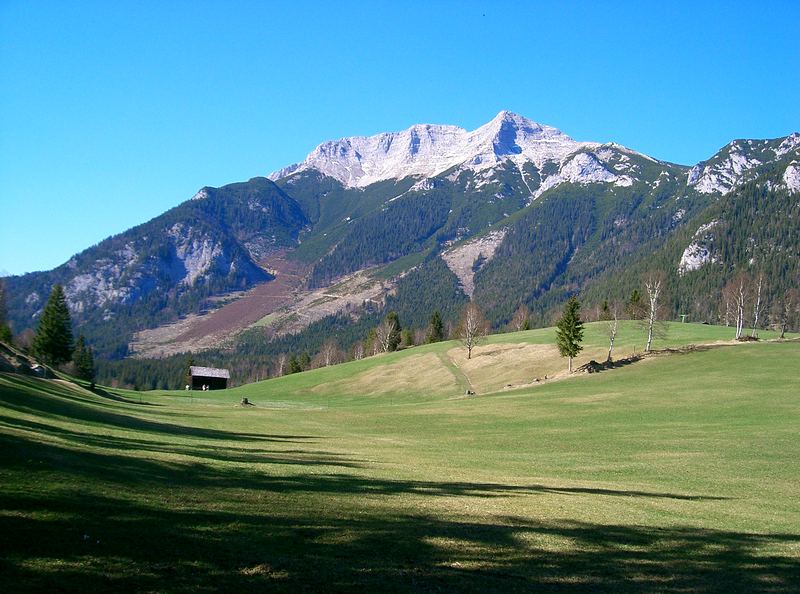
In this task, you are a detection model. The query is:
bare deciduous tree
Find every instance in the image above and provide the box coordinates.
[510,304,530,332]
[604,300,620,362]
[723,272,750,339]
[458,302,488,360]
[318,339,342,367]
[274,353,288,377]
[352,342,365,361]
[751,272,766,338]
[643,271,666,353]
[772,287,800,338]
[719,291,733,327]
[375,316,399,353]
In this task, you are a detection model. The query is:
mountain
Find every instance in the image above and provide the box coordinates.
[6,178,307,356]
[270,110,642,196]
[5,112,799,371]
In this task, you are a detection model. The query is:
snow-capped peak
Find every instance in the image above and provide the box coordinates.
[269,111,600,188]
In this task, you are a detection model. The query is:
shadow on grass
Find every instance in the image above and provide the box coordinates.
[0,430,728,502]
[0,487,796,593]
[0,376,296,442]
[2,433,789,593]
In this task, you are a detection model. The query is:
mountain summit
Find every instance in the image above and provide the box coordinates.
[269,111,605,188]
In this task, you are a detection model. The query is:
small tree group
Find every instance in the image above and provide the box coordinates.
[32,285,74,367]
[26,284,95,382]
[722,271,768,339]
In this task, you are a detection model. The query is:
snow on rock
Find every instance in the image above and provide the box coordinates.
[776,133,800,158]
[687,135,800,195]
[560,152,617,183]
[191,189,209,201]
[441,230,506,297]
[687,148,763,195]
[531,152,625,199]
[678,220,719,276]
[269,111,631,189]
[783,162,800,193]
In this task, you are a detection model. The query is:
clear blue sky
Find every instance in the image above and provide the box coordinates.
[1,0,798,276]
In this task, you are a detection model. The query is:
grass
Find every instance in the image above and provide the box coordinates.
[1,323,799,592]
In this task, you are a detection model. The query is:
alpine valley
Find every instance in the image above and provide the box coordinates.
[5,112,800,387]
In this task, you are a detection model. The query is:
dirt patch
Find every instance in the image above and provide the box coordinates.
[130,254,399,359]
[130,252,307,358]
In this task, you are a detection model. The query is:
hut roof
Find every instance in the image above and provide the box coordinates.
[189,366,230,379]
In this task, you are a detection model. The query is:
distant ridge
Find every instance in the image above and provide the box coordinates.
[269,111,644,188]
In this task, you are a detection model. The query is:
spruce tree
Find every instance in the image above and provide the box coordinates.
[426,310,444,343]
[73,335,96,382]
[184,357,195,387]
[385,311,402,352]
[556,296,584,373]
[288,354,301,374]
[627,289,644,320]
[32,285,74,366]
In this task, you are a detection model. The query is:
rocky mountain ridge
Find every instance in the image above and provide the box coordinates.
[4,113,798,361]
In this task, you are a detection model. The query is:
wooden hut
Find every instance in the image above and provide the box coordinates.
[189,366,230,390]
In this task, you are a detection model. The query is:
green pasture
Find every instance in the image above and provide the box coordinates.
[1,323,798,591]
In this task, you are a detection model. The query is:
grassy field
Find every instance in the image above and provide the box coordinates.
[1,322,799,592]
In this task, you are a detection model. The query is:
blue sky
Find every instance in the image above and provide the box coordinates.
[1,0,798,276]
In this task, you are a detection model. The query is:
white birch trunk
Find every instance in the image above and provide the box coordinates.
[751,274,763,338]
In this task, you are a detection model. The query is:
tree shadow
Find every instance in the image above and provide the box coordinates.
[0,377,299,442]
[1,485,796,593]
[1,378,795,592]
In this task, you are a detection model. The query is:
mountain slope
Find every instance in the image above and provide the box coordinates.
[4,112,798,367]
[6,178,307,356]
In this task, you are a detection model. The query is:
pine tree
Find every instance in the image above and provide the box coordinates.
[426,310,444,343]
[385,311,402,352]
[556,296,584,373]
[32,285,74,366]
[73,335,96,382]
[288,354,302,374]
[599,299,612,321]
[184,357,195,387]
[627,289,644,320]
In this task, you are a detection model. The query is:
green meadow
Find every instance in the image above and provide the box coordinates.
[1,322,799,592]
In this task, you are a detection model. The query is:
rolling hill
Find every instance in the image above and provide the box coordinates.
[1,323,798,591]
